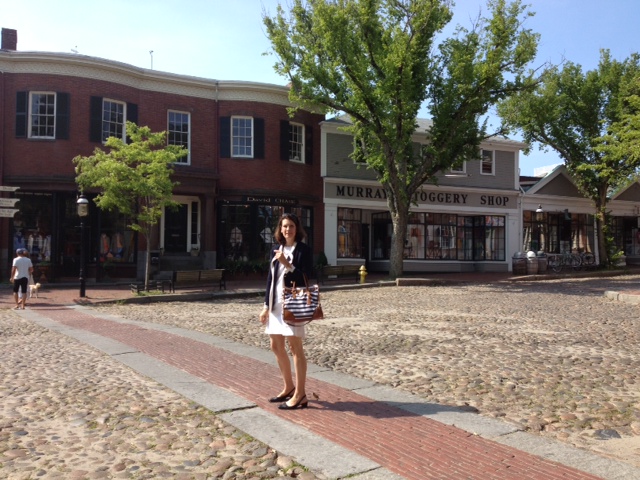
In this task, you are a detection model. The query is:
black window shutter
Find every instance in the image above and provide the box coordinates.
[280,120,289,161]
[125,103,138,144]
[127,102,138,125]
[254,118,264,159]
[15,91,28,138]
[219,117,230,158]
[55,93,70,140]
[305,124,313,164]
[89,96,103,142]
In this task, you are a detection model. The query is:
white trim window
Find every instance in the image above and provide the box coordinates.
[29,92,56,139]
[168,110,190,164]
[232,116,253,157]
[289,122,304,162]
[102,99,126,142]
[450,161,466,175]
[481,149,494,175]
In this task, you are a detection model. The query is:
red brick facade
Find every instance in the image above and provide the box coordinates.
[0,42,325,281]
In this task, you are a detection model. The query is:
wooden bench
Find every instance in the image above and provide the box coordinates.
[130,280,171,294]
[318,264,361,285]
[173,269,226,290]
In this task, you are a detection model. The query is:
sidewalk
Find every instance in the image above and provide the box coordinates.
[7,269,640,479]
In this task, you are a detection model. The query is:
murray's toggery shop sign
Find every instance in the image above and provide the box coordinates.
[326,183,517,209]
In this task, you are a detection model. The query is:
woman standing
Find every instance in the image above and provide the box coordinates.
[259,213,314,410]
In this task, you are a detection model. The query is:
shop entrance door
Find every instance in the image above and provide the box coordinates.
[164,204,188,253]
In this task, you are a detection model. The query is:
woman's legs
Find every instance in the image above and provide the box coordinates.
[286,336,307,405]
[270,335,295,396]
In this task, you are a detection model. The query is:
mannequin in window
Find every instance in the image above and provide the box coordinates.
[42,234,51,262]
[112,232,124,259]
[338,222,347,256]
[13,230,26,252]
[230,226,243,259]
[101,234,112,261]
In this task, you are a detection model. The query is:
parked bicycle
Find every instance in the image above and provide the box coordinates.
[579,251,596,268]
[547,251,582,273]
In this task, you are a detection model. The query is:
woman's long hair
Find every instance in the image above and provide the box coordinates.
[274,213,306,245]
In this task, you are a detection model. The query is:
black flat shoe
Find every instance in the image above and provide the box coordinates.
[268,388,295,403]
[278,395,308,410]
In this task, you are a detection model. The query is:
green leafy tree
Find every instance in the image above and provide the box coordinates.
[264,0,539,277]
[498,50,640,266]
[74,122,186,289]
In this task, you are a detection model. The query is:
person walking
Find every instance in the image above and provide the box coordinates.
[259,213,314,410]
[11,248,33,309]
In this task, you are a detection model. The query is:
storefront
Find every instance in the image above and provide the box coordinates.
[9,191,138,283]
[323,180,520,273]
[217,195,316,275]
[522,165,640,265]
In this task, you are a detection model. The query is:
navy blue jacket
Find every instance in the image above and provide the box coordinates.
[264,241,314,308]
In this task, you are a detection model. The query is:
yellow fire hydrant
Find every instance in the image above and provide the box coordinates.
[359,265,368,284]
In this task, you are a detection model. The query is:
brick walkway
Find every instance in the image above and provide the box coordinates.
[34,302,602,480]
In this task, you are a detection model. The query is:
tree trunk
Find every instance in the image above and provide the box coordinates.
[388,205,409,279]
[144,227,152,291]
[595,206,609,267]
[594,187,610,267]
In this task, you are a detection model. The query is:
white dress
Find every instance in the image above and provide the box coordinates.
[265,244,306,338]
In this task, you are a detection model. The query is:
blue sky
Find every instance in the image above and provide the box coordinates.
[3,0,639,175]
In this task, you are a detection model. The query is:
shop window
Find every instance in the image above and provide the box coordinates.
[99,211,136,264]
[484,215,505,260]
[219,204,313,269]
[609,216,636,256]
[12,193,53,267]
[338,208,362,258]
[372,212,392,259]
[406,213,425,258]
[168,110,190,164]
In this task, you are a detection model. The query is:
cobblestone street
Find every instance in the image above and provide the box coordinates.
[2,272,640,478]
[93,274,640,468]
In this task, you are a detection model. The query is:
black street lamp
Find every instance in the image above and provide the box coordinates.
[535,204,544,252]
[77,194,89,297]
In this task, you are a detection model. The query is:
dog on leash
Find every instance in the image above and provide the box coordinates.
[29,282,42,299]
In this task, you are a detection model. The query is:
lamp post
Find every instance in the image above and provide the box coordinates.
[535,204,544,252]
[77,195,89,298]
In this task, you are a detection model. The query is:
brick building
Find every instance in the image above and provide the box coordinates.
[0,28,325,282]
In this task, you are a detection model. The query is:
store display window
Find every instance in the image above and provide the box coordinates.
[337,208,362,258]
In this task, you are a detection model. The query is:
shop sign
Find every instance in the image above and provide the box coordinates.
[0,198,20,207]
[0,208,19,218]
[243,195,298,206]
[328,183,517,209]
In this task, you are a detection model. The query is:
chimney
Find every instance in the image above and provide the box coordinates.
[1,28,17,51]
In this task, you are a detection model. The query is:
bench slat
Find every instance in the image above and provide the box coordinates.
[173,269,226,290]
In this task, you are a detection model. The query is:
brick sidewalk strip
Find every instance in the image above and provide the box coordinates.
[31,304,605,480]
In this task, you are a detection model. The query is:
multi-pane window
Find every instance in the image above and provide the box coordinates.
[168,111,190,164]
[450,161,466,174]
[232,116,253,157]
[102,99,125,142]
[289,123,304,162]
[29,92,56,138]
[481,149,494,175]
[337,208,362,258]
[371,212,505,261]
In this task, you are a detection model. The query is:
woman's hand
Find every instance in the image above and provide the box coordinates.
[273,250,293,270]
[259,307,268,325]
